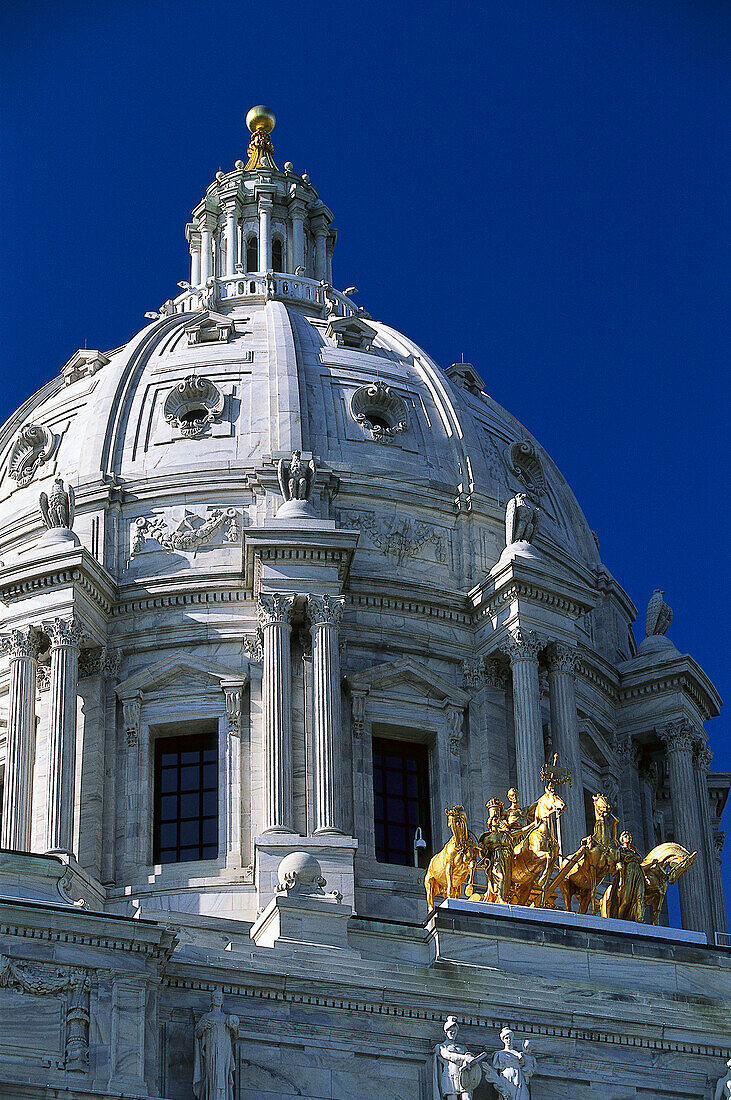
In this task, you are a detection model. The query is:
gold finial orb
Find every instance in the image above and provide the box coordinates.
[246,105,276,134]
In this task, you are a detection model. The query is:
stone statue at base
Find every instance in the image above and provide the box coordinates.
[505,492,540,546]
[713,1056,731,1100]
[433,1016,488,1100]
[491,1027,536,1100]
[193,990,239,1100]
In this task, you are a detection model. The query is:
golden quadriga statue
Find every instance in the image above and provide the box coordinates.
[425,757,696,926]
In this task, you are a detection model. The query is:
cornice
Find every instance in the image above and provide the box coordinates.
[0,549,116,616]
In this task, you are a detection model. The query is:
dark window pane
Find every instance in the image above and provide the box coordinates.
[372,737,431,867]
[386,772,403,795]
[180,792,199,818]
[154,732,218,864]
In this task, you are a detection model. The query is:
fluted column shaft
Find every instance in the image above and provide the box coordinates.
[199,223,212,283]
[189,235,201,286]
[258,594,295,832]
[0,628,39,850]
[307,594,345,834]
[312,218,327,281]
[290,201,306,273]
[223,201,238,276]
[547,642,584,854]
[258,197,273,271]
[694,742,727,935]
[506,631,544,805]
[44,616,84,853]
[659,722,713,933]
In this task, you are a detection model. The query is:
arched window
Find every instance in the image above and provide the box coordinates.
[272,237,284,273]
[246,235,258,273]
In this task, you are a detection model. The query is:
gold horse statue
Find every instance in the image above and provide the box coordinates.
[641,842,697,924]
[554,792,619,914]
[424,805,479,909]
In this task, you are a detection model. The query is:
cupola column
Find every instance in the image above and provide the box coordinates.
[546,642,585,854]
[657,721,712,933]
[505,629,544,806]
[693,741,727,935]
[221,197,239,277]
[257,194,273,271]
[306,595,345,834]
[312,215,328,281]
[198,212,216,283]
[186,224,201,287]
[0,627,40,851]
[289,199,306,273]
[43,616,85,854]
[258,593,295,832]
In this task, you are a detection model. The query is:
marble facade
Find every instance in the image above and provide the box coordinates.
[0,109,728,1098]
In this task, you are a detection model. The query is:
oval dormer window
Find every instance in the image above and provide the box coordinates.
[164,375,225,439]
[350,381,408,444]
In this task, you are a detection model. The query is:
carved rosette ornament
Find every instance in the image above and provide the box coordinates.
[8,423,56,486]
[164,375,225,437]
[257,592,296,629]
[504,628,543,664]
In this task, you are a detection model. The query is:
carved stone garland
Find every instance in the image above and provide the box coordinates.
[350,381,408,443]
[8,423,56,486]
[164,375,225,438]
[0,953,90,1071]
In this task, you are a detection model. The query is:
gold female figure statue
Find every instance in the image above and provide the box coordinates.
[477,799,516,904]
[600,831,646,922]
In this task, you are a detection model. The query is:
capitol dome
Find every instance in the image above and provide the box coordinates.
[0,110,723,936]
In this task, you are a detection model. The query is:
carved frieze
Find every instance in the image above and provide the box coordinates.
[8,423,56,487]
[131,508,239,555]
[336,509,446,566]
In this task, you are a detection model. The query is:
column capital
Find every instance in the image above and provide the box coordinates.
[306,593,345,628]
[43,615,85,650]
[350,689,368,738]
[613,733,640,769]
[657,719,696,755]
[122,693,141,747]
[257,592,295,629]
[547,640,581,675]
[0,626,41,661]
[505,628,543,663]
[445,706,464,756]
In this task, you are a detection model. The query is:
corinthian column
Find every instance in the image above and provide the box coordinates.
[0,627,40,851]
[258,593,295,832]
[546,642,584,855]
[306,594,345,834]
[694,741,726,936]
[658,721,712,933]
[43,616,85,853]
[505,629,544,805]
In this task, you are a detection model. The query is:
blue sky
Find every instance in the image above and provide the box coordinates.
[1,1,729,911]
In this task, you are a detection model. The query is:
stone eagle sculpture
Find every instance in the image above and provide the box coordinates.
[505,492,540,546]
[39,478,75,530]
[277,450,315,502]
[645,589,673,638]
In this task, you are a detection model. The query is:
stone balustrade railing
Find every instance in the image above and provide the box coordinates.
[171,273,358,316]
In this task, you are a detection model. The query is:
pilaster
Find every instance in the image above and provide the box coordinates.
[504,628,544,805]
[546,641,584,854]
[43,615,85,854]
[258,593,296,832]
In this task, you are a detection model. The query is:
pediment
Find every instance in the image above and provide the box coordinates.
[325,315,376,351]
[61,348,110,385]
[116,652,246,701]
[347,657,469,707]
[184,310,234,344]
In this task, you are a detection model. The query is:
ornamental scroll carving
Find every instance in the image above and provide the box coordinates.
[350,381,408,443]
[164,375,225,438]
[505,439,546,498]
[337,509,446,566]
[8,423,56,486]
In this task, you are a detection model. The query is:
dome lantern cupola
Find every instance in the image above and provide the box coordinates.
[180,107,343,318]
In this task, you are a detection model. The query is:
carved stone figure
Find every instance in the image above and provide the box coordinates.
[645,589,673,637]
[600,831,646,922]
[277,449,315,502]
[713,1057,731,1100]
[40,478,75,529]
[491,1027,536,1100]
[193,990,239,1100]
[505,492,540,546]
[433,1016,488,1100]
